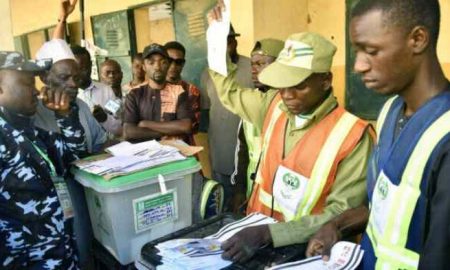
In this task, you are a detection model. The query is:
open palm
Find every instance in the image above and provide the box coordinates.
[60,0,78,19]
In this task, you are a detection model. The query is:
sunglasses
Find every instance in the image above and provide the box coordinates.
[169,58,186,66]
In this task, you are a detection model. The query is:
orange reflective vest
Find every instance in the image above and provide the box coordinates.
[247,94,371,221]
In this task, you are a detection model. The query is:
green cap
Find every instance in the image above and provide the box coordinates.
[258,32,337,88]
[251,38,284,58]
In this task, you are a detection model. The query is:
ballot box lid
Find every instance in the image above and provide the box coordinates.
[73,156,201,193]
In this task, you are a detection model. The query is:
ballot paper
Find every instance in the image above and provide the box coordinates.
[205,212,278,242]
[206,0,231,76]
[74,140,186,179]
[105,140,178,158]
[268,241,364,270]
[154,213,278,270]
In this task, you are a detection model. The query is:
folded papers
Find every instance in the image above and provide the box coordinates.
[268,241,364,270]
[155,213,278,270]
[74,140,188,180]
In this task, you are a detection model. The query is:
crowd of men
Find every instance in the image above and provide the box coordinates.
[1,0,449,269]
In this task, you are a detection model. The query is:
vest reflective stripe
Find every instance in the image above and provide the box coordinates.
[200,179,224,219]
[368,106,450,269]
[294,112,359,219]
[255,99,284,185]
[376,244,420,270]
[376,96,398,141]
[242,120,262,198]
[258,187,282,212]
[249,94,368,221]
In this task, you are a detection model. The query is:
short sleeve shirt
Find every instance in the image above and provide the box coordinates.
[123,83,192,124]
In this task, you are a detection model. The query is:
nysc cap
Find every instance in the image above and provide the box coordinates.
[251,38,284,58]
[258,32,336,88]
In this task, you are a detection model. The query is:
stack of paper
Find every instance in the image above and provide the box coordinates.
[268,241,364,270]
[75,140,186,179]
[154,213,278,270]
[155,239,228,270]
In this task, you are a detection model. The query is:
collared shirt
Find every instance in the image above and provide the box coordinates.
[209,64,373,247]
[34,98,107,153]
[279,92,338,155]
[122,80,147,96]
[78,81,122,136]
[0,106,86,269]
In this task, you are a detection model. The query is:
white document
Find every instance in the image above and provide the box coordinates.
[155,239,232,270]
[76,140,186,178]
[104,99,122,117]
[205,212,278,242]
[105,140,169,157]
[78,152,185,176]
[268,241,364,270]
[206,0,231,76]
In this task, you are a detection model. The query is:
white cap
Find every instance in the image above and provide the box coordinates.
[36,39,75,64]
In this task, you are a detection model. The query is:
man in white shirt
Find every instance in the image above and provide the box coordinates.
[71,45,122,137]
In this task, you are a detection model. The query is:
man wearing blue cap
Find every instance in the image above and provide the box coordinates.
[0,51,86,268]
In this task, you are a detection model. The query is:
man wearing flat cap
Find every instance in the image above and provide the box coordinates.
[207,4,374,262]
[123,43,192,142]
[0,51,86,269]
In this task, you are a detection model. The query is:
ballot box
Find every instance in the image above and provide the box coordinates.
[137,214,307,270]
[73,157,201,265]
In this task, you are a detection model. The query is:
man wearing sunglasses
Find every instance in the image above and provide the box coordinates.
[164,41,201,134]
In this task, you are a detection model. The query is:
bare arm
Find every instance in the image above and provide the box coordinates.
[123,122,162,141]
[138,119,192,136]
[53,0,78,40]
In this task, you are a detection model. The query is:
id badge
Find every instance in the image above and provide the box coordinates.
[52,176,74,220]
[370,171,397,235]
[273,165,309,214]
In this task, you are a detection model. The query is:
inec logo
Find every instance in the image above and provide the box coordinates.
[377,178,389,200]
[283,173,300,190]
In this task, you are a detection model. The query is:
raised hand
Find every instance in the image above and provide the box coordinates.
[206,0,225,25]
[59,0,78,20]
